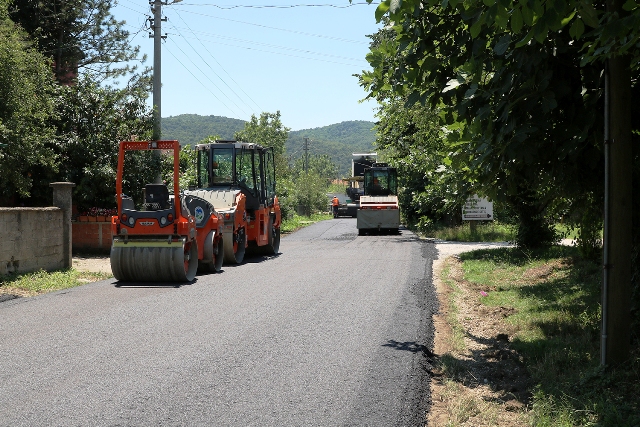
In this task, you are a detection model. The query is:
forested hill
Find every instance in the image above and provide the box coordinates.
[162,115,376,176]
[287,121,376,177]
[161,114,245,144]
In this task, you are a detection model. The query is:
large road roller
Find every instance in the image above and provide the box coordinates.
[357,162,400,235]
[184,140,281,263]
[110,140,224,282]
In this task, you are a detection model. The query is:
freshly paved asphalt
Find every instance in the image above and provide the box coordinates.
[0,218,438,426]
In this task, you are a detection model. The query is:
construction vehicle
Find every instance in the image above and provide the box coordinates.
[340,153,377,217]
[184,140,281,263]
[110,140,224,282]
[357,162,400,235]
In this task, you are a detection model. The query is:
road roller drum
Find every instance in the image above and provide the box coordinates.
[110,237,198,282]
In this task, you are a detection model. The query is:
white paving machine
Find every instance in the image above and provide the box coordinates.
[357,162,400,235]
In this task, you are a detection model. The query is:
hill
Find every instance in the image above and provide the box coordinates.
[161,114,376,176]
[287,121,376,177]
[161,114,246,145]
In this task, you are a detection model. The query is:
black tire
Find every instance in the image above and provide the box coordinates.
[262,217,280,255]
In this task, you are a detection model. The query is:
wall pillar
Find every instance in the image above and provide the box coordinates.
[50,182,76,268]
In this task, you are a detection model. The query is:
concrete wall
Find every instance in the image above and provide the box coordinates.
[0,207,65,275]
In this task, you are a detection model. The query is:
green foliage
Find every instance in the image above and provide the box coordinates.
[0,8,58,202]
[292,154,338,182]
[456,246,639,426]
[359,1,616,249]
[373,97,471,229]
[162,114,246,146]
[234,111,289,155]
[52,75,153,209]
[161,144,198,192]
[424,221,515,242]
[235,111,291,185]
[280,212,332,234]
[9,0,144,82]
[281,171,329,217]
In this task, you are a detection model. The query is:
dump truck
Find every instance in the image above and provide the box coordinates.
[184,140,281,263]
[110,140,225,282]
[357,162,400,235]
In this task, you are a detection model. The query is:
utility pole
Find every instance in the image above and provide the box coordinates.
[150,0,164,141]
[602,0,632,367]
[149,0,182,141]
[303,137,309,173]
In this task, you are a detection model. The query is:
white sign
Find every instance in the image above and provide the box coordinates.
[462,195,494,221]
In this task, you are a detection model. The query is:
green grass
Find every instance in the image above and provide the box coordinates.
[428,221,516,242]
[281,212,332,234]
[456,246,639,426]
[440,263,467,353]
[1,269,110,297]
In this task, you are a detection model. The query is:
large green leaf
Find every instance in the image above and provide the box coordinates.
[511,7,524,33]
[579,3,600,28]
[494,34,511,55]
[375,1,390,22]
[569,18,585,39]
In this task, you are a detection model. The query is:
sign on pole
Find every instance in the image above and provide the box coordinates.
[462,195,494,220]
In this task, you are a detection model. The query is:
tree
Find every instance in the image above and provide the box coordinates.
[359,0,638,364]
[234,111,291,180]
[373,96,468,231]
[0,0,58,203]
[9,0,145,83]
[292,154,338,182]
[51,74,153,209]
[359,2,608,247]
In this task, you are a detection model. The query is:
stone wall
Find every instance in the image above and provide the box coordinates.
[0,207,65,275]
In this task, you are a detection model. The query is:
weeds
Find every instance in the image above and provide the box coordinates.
[440,262,466,352]
[453,246,639,426]
[426,221,516,242]
[281,212,332,234]
[0,269,109,297]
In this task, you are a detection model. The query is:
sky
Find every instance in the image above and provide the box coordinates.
[111,1,383,131]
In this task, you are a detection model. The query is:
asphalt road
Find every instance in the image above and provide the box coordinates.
[0,218,438,426]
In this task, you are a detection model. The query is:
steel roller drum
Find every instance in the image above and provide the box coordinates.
[110,237,198,282]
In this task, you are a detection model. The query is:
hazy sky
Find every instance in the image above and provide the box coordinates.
[111,1,382,131]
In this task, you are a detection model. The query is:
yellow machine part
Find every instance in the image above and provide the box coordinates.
[110,237,198,282]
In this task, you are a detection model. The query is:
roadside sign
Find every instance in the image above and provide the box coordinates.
[462,195,493,220]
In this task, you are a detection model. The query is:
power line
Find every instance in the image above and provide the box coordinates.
[170,8,263,114]
[175,2,379,8]
[164,22,253,117]
[165,28,366,64]
[173,8,370,45]
[164,43,246,120]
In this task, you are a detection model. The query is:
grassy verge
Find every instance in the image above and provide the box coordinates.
[281,212,332,234]
[1,269,111,297]
[428,221,515,242]
[452,245,639,426]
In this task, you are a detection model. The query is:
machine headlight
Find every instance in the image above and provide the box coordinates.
[160,216,167,225]
[128,217,135,226]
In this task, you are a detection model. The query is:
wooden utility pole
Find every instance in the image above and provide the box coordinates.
[602,0,633,366]
[151,0,163,141]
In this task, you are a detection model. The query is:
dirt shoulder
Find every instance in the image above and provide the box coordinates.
[73,254,113,275]
[429,240,529,426]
